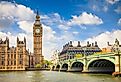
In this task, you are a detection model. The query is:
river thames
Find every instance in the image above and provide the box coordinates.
[0,71,121,82]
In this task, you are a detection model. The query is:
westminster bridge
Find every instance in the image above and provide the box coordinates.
[51,52,121,73]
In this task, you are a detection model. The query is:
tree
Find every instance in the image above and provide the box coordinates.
[35,64,42,68]
[43,60,53,68]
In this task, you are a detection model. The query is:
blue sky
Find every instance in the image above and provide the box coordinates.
[15,0,121,38]
[0,0,121,59]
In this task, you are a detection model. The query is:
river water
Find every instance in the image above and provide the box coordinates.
[0,71,121,82]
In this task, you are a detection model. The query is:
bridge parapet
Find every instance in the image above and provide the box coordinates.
[52,53,121,73]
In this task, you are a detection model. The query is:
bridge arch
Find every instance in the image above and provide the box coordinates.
[87,58,115,67]
[70,61,84,71]
[55,64,61,70]
[87,59,115,73]
[62,63,68,68]
[61,63,68,71]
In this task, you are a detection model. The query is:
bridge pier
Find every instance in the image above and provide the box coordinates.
[112,54,121,76]
[82,66,88,72]
[115,54,120,72]
[82,57,88,72]
[67,62,72,71]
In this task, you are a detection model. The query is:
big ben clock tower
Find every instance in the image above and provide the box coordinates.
[33,11,43,66]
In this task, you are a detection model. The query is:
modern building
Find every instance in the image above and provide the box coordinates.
[59,41,102,61]
[33,11,44,66]
[0,37,29,70]
[102,39,121,53]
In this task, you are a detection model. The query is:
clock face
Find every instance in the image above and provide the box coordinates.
[36,29,40,33]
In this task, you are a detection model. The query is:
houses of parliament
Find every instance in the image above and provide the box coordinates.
[0,12,44,71]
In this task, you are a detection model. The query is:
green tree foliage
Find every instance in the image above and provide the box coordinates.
[35,64,42,68]
[43,60,53,68]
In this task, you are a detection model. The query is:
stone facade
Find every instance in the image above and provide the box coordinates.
[33,11,44,65]
[59,41,102,61]
[0,12,44,71]
[0,37,29,70]
[102,39,121,53]
[51,50,60,65]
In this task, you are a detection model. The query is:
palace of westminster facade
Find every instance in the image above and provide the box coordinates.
[0,12,44,70]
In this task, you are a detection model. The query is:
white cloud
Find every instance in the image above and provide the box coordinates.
[0,16,14,28]
[41,13,63,26]
[0,1,104,59]
[115,6,121,14]
[82,30,121,48]
[106,0,119,4]
[0,1,35,32]
[0,1,56,59]
[1,1,120,60]
[17,21,34,33]
[58,24,71,30]
[118,18,121,25]
[72,31,79,35]
[68,12,103,26]
[43,24,57,42]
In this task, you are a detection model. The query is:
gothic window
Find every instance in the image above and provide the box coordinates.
[11,54,13,58]
[14,54,16,59]
[14,61,16,65]
[1,61,4,65]
[20,54,21,58]
[8,61,9,65]
[20,61,22,64]
[11,61,13,65]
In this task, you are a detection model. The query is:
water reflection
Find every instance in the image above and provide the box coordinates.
[0,71,121,82]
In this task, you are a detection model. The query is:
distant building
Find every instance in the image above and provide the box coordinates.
[51,50,60,65]
[59,41,101,61]
[0,37,29,70]
[102,39,121,53]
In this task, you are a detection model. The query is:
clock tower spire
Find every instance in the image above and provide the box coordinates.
[33,10,43,66]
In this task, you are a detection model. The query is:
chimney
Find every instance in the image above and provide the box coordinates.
[77,41,81,47]
[95,41,98,47]
[87,41,90,47]
[92,43,94,46]
[107,42,110,46]
[69,41,73,47]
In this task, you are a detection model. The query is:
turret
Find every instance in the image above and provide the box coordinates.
[17,37,19,43]
[115,38,119,45]
[0,38,2,43]
[6,37,9,47]
[24,37,26,44]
